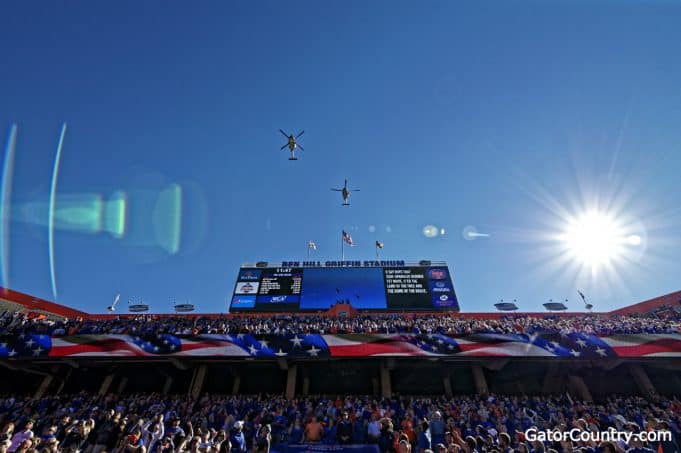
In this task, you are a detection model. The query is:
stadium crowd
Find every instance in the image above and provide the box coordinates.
[0,392,679,453]
[1,311,679,338]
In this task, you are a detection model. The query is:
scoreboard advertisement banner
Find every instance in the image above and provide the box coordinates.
[229,262,459,312]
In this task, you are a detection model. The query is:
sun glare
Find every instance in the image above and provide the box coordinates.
[560,211,626,269]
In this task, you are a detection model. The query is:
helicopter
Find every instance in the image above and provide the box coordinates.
[331,179,360,206]
[279,129,305,160]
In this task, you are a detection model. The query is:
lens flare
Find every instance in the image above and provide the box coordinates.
[153,184,182,254]
[14,193,127,237]
[627,234,642,246]
[422,225,438,238]
[0,124,18,289]
[49,123,67,299]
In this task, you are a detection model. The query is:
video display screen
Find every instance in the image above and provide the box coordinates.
[229,264,459,312]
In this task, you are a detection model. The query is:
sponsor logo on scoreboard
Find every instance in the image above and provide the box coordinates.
[235,282,259,295]
[433,292,457,308]
[238,269,261,281]
[257,295,301,304]
[427,268,449,280]
[231,295,256,309]
[430,281,453,293]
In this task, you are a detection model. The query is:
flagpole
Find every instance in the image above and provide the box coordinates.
[341,234,344,260]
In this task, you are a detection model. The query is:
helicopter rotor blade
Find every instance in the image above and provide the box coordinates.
[280,144,288,150]
[279,129,290,138]
[331,188,343,191]
[297,144,304,151]
[296,130,305,138]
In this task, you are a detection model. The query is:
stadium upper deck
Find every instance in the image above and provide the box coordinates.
[2,286,680,320]
[1,286,680,360]
[2,287,681,405]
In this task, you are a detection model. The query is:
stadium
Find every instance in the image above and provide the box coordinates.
[2,264,681,452]
[3,1,681,452]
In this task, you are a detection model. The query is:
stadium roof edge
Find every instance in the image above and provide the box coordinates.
[608,289,681,316]
[1,287,89,318]
[2,286,679,318]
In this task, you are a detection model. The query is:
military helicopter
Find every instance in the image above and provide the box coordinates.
[331,179,360,206]
[279,129,305,160]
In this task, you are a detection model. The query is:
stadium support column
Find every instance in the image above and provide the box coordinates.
[232,374,241,395]
[163,376,174,394]
[116,377,128,394]
[443,374,452,398]
[380,361,392,397]
[628,364,657,398]
[285,364,298,399]
[34,375,53,399]
[189,365,207,398]
[471,365,488,396]
[302,368,310,396]
[567,375,593,402]
[99,374,115,395]
[542,364,563,394]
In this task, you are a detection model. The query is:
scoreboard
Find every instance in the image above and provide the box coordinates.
[229,261,459,312]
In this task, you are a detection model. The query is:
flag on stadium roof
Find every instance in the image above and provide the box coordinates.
[375,240,384,249]
[342,230,354,246]
[308,241,317,250]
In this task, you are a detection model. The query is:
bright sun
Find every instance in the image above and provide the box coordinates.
[560,211,625,269]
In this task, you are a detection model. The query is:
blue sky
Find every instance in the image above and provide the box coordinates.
[1,1,680,313]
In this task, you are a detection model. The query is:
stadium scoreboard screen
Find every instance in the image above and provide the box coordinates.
[230,261,459,312]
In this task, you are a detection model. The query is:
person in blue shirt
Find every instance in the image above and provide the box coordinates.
[353,418,367,444]
[429,412,445,447]
[287,418,304,444]
[229,421,246,453]
[417,420,431,453]
[323,419,337,445]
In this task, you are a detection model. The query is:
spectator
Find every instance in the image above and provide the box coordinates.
[303,418,323,443]
[378,418,395,453]
[0,423,14,444]
[417,420,431,453]
[253,424,270,453]
[336,412,353,444]
[323,419,336,445]
[429,412,445,447]
[123,428,146,453]
[8,421,33,453]
[287,420,303,445]
[367,415,381,444]
[229,422,246,453]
